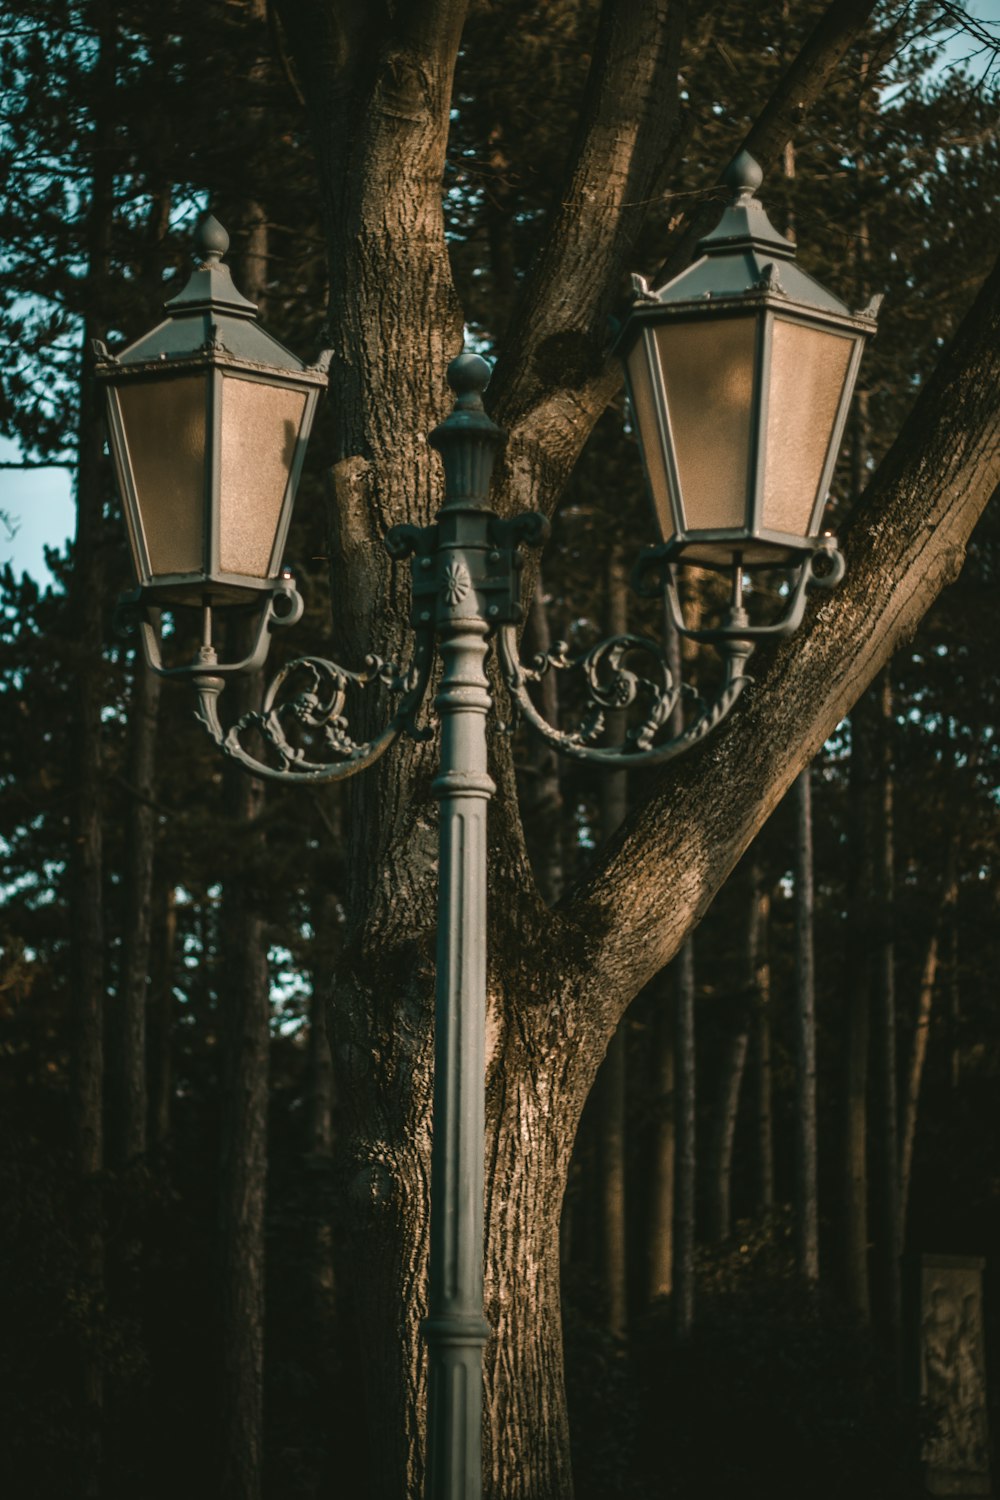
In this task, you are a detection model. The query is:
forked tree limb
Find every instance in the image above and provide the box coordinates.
[493,0,883,519]
[490,0,686,430]
[558,249,1000,1027]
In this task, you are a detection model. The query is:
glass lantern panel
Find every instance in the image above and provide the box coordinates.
[118,375,208,577]
[654,317,756,532]
[762,318,854,537]
[218,376,307,578]
[625,336,674,540]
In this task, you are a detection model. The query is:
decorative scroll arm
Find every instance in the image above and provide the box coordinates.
[496,623,753,769]
[191,625,435,784]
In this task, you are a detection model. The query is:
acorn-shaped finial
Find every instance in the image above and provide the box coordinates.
[193,212,230,265]
[724,150,764,198]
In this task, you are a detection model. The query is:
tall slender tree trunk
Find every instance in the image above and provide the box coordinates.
[793,767,820,1283]
[844,697,872,1324]
[646,970,675,1300]
[149,885,177,1148]
[217,200,271,1500]
[750,865,774,1217]
[596,545,628,1340]
[673,939,696,1340]
[707,994,750,1244]
[898,856,958,1240]
[869,670,901,1349]
[70,7,117,1489]
[949,923,961,1090]
[116,623,161,1164]
[667,608,697,1339]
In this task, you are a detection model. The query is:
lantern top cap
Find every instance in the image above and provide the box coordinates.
[697,151,796,260]
[164,211,259,319]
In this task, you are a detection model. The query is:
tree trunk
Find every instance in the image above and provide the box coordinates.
[219,732,269,1500]
[217,204,272,1500]
[269,4,1000,1489]
[707,998,750,1244]
[116,624,161,1164]
[70,6,116,1489]
[646,971,675,1301]
[844,696,873,1323]
[149,885,177,1149]
[750,867,774,1217]
[673,940,697,1341]
[596,544,629,1339]
[869,671,901,1348]
[898,848,959,1242]
[793,767,820,1283]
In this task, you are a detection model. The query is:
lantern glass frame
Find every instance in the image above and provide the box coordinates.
[618,152,878,574]
[97,214,329,611]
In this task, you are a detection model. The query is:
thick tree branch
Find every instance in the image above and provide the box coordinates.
[494,0,881,521]
[490,0,685,433]
[559,250,1000,1025]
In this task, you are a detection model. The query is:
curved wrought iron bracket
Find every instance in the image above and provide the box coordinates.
[632,537,846,643]
[118,577,435,784]
[496,623,753,768]
[116,576,305,680]
[191,625,435,783]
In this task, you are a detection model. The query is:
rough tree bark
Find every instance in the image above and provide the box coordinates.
[268,2,999,1493]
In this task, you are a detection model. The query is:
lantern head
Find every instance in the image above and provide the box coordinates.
[95,213,330,609]
[617,151,879,573]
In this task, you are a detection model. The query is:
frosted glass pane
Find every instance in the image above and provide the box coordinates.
[654,318,755,532]
[119,376,207,577]
[763,319,854,536]
[626,337,674,540]
[218,377,307,577]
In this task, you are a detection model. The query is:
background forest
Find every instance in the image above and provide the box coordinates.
[1,0,999,1496]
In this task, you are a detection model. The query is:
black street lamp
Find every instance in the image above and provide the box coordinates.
[97,152,877,1500]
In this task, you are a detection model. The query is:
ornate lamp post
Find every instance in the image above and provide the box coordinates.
[96,152,877,1500]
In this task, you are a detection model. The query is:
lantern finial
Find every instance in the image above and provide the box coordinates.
[194,213,230,265]
[724,150,763,198]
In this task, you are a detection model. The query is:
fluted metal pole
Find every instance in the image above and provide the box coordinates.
[423,355,503,1500]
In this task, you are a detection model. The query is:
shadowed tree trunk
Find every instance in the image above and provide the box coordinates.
[707,992,750,1244]
[217,198,272,1500]
[70,6,116,1490]
[750,864,774,1217]
[868,670,901,1348]
[898,849,959,1242]
[116,622,162,1165]
[793,766,820,1283]
[646,967,675,1301]
[149,885,177,1148]
[596,544,629,1340]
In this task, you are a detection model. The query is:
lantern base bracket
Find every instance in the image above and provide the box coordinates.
[632,537,845,643]
[114,574,305,680]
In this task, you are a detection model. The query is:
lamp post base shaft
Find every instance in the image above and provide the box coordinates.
[425,619,494,1500]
